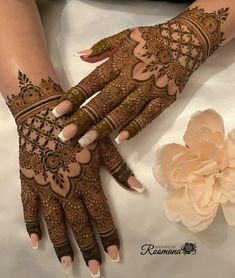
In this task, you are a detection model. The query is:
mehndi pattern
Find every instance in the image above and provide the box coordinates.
[59,6,229,139]
[6,72,134,266]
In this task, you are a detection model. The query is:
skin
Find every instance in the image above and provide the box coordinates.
[1,0,235,275]
[53,0,235,146]
[0,0,142,276]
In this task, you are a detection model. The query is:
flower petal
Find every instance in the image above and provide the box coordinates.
[212,180,222,203]
[154,143,222,192]
[183,109,225,154]
[185,175,215,205]
[195,141,227,170]
[222,202,235,225]
[225,129,235,167]
[153,143,194,189]
[187,215,217,233]
[217,168,235,203]
[164,187,218,232]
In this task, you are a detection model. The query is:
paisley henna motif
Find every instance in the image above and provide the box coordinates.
[60,6,229,140]
[6,72,134,267]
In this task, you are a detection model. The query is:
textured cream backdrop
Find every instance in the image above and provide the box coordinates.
[0,0,235,277]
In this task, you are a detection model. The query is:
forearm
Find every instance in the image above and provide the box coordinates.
[0,0,59,98]
[189,0,235,44]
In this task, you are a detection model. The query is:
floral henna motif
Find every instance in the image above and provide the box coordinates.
[6,72,133,267]
[59,6,230,140]
[132,7,229,93]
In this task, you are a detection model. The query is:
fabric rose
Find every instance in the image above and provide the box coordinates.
[153,109,235,232]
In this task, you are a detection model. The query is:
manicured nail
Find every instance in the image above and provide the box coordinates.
[51,100,72,118]
[127,175,146,193]
[74,49,92,57]
[111,253,120,263]
[58,124,78,142]
[30,234,39,250]
[32,242,38,250]
[58,131,67,143]
[90,265,100,278]
[78,130,98,148]
[115,130,129,144]
[107,245,120,262]
[61,256,73,275]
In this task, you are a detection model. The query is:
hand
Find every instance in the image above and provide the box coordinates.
[52,6,229,146]
[6,72,144,276]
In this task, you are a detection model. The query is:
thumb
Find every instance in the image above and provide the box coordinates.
[78,29,130,63]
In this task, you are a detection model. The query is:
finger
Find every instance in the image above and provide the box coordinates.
[98,137,145,193]
[82,183,120,261]
[40,194,74,263]
[59,76,136,141]
[117,94,176,142]
[63,198,102,268]
[30,234,39,250]
[167,79,180,95]
[61,256,73,275]
[51,100,73,118]
[20,175,42,249]
[107,245,120,262]
[75,49,93,56]
[81,47,119,64]
[52,57,123,118]
[88,260,101,278]
[84,29,130,60]
[77,87,148,145]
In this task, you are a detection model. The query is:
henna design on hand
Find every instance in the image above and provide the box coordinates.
[58,6,229,141]
[6,72,136,267]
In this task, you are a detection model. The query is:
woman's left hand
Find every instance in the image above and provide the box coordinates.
[52,6,228,146]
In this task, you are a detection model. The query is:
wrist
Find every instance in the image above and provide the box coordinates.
[174,6,230,61]
[6,71,63,124]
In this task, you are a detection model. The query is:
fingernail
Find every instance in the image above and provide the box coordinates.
[61,256,73,275]
[128,175,146,193]
[32,242,38,250]
[107,245,120,262]
[90,265,100,278]
[74,49,92,57]
[111,253,120,263]
[78,130,98,148]
[31,234,39,250]
[58,131,68,143]
[51,100,72,118]
[58,124,78,142]
[115,131,129,144]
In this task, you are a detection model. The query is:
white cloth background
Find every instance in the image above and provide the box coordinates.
[0,0,235,277]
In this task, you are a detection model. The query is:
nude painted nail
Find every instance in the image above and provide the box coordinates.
[90,266,100,278]
[31,234,39,250]
[58,130,69,143]
[107,245,120,262]
[78,130,98,148]
[115,131,129,144]
[74,49,93,57]
[111,253,120,263]
[51,100,72,118]
[58,124,78,142]
[128,176,146,193]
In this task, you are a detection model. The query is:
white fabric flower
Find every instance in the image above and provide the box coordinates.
[153,109,235,232]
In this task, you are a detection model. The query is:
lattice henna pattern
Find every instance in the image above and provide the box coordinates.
[59,6,230,140]
[6,71,134,266]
